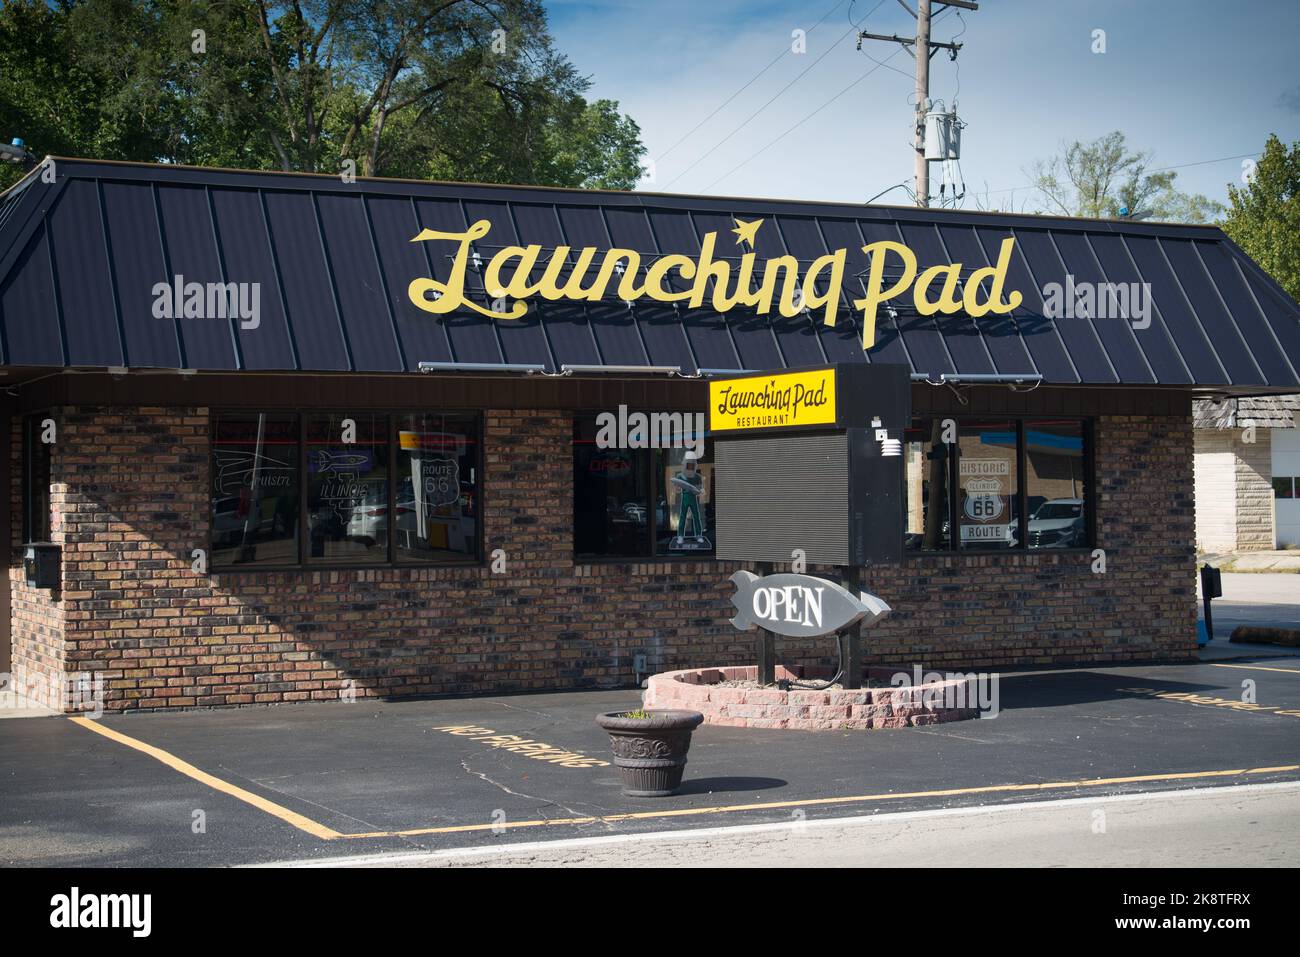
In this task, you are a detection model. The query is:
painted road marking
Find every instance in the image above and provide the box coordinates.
[432,725,609,767]
[69,717,344,840]
[1212,662,1300,675]
[1118,686,1300,718]
[70,716,1300,842]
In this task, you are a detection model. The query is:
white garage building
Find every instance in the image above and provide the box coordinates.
[1194,395,1300,552]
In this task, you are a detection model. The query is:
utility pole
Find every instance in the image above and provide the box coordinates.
[913,0,932,207]
[858,0,978,208]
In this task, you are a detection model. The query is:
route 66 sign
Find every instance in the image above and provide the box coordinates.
[419,457,460,506]
[963,477,1004,523]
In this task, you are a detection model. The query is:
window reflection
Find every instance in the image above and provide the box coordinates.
[211,413,300,567]
[573,415,714,558]
[307,413,389,564]
[574,418,650,557]
[957,420,1019,550]
[1025,420,1088,549]
[904,419,952,551]
[395,414,479,562]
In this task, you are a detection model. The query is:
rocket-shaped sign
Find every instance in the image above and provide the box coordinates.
[728,570,891,639]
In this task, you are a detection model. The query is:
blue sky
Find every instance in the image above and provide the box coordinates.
[547,0,1300,210]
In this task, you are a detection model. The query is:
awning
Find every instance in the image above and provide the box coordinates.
[1,157,1297,390]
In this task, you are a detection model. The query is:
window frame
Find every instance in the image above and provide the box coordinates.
[22,412,54,544]
[572,413,714,563]
[209,409,484,573]
[905,414,1096,558]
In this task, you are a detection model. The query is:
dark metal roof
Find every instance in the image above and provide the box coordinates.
[2,157,1298,389]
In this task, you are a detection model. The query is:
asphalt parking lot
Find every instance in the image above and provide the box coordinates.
[3,651,1300,867]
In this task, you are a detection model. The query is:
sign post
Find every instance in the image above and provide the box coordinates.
[756,561,778,685]
[840,565,867,687]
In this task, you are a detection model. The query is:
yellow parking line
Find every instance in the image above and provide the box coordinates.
[341,762,1300,839]
[1212,662,1300,675]
[70,717,344,840]
[71,715,1300,842]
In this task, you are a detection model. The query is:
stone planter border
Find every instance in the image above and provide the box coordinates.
[643,664,981,730]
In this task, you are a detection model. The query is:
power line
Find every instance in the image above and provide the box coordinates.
[701,5,954,193]
[662,0,891,190]
[652,0,850,166]
[978,151,1263,199]
[701,43,911,192]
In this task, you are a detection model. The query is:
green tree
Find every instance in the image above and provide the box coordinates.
[1222,134,1300,302]
[0,0,645,190]
[0,0,179,188]
[1028,130,1223,223]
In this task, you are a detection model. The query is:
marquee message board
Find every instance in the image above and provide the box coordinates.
[711,363,910,567]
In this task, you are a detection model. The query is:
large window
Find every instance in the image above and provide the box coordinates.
[573,415,713,559]
[307,413,389,564]
[211,414,301,567]
[211,412,480,569]
[957,419,1019,551]
[23,414,53,543]
[1024,419,1089,549]
[905,416,1092,553]
[394,414,479,563]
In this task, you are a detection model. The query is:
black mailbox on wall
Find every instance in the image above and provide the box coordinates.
[23,543,60,590]
[709,363,911,567]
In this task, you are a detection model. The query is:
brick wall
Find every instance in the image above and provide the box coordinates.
[9,406,1196,713]
[9,416,65,710]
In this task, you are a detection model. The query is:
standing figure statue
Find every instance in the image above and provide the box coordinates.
[670,450,711,551]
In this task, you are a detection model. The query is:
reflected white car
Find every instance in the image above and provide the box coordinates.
[1027,498,1085,548]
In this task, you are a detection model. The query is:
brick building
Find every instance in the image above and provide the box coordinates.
[1,158,1297,713]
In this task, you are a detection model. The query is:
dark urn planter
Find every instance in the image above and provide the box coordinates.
[596,709,705,797]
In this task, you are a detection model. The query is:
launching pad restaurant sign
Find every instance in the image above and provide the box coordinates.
[710,367,837,432]
[404,217,1024,351]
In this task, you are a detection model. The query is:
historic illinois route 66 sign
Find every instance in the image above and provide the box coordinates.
[727,570,891,639]
[963,477,1005,524]
[961,475,1012,544]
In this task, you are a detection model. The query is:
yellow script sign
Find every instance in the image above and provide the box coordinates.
[406,218,1023,351]
[709,368,837,432]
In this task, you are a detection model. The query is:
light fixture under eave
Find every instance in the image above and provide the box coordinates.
[697,368,754,377]
[911,372,1043,387]
[418,361,547,375]
[559,364,681,376]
